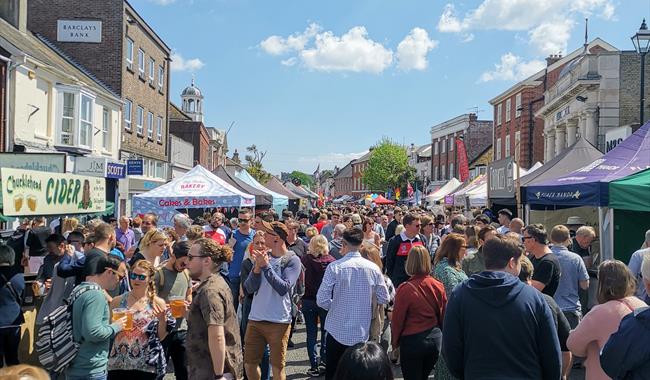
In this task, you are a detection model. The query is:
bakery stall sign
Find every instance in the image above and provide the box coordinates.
[57,20,102,43]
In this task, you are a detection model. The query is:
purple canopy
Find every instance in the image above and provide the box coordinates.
[526,122,650,206]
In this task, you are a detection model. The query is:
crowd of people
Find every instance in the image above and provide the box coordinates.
[0,204,649,380]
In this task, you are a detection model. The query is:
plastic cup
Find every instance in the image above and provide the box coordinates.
[112,308,134,330]
[169,296,185,318]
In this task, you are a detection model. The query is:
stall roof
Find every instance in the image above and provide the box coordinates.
[235,169,288,214]
[526,122,650,206]
[285,181,318,199]
[426,178,462,203]
[264,176,303,200]
[609,168,650,212]
[213,166,273,207]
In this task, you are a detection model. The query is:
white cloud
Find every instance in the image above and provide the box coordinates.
[300,26,393,74]
[170,52,205,72]
[479,53,545,82]
[396,28,438,71]
[260,23,321,56]
[300,151,368,165]
[281,57,298,66]
[528,18,575,56]
[437,4,468,32]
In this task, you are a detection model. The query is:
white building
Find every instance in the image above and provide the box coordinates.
[170,134,193,178]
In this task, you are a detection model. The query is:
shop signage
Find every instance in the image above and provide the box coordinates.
[57,20,102,43]
[488,157,515,198]
[1,168,105,216]
[127,159,144,175]
[173,175,215,195]
[605,126,632,153]
[75,157,126,179]
[0,153,66,173]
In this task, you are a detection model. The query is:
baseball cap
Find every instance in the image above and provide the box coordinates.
[261,221,289,241]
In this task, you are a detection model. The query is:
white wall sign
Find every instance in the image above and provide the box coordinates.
[605,126,632,153]
[57,20,102,43]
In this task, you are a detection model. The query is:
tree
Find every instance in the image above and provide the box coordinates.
[245,144,272,184]
[362,138,415,192]
[289,171,314,189]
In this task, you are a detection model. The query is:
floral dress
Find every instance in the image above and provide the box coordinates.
[108,292,174,378]
[433,257,468,380]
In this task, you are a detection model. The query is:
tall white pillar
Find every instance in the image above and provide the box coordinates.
[566,121,578,147]
[545,131,555,161]
[555,127,566,156]
[585,109,598,146]
[578,115,587,140]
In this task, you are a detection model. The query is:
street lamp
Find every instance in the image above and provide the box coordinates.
[632,18,650,125]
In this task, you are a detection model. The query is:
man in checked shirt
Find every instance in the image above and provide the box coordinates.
[317,227,389,380]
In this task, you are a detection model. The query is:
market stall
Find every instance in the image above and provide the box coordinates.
[263,176,303,212]
[373,195,395,205]
[525,122,650,260]
[453,175,486,207]
[213,166,272,209]
[608,168,650,263]
[425,178,461,205]
[132,165,254,226]
[235,169,289,215]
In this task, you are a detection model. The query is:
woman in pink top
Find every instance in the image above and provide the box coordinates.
[567,260,647,380]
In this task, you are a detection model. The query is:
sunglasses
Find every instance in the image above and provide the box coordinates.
[129,272,147,281]
[238,218,250,223]
[188,253,209,260]
[109,269,125,281]
[427,223,434,226]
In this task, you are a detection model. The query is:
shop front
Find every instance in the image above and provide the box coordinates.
[74,156,125,217]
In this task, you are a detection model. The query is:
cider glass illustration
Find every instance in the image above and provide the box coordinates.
[13,196,23,212]
[27,195,37,212]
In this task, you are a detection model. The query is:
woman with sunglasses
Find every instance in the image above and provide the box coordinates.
[420,216,440,261]
[432,233,468,380]
[362,217,381,247]
[107,260,174,380]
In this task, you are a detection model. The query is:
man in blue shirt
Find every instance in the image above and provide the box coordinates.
[228,209,255,311]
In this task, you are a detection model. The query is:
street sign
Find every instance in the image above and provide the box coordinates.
[127,159,144,175]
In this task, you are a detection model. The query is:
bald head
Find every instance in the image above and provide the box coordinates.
[510,218,524,234]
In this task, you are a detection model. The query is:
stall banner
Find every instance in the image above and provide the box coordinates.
[456,137,470,182]
[1,168,105,216]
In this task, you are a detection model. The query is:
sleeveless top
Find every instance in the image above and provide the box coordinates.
[108,292,157,374]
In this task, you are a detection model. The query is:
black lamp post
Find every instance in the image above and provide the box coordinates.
[632,19,650,125]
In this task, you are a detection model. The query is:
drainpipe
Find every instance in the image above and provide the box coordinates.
[0,54,22,153]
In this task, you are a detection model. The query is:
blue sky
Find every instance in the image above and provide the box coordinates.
[131,0,645,175]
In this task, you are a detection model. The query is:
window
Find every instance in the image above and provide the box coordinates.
[505,134,511,157]
[147,112,154,139]
[156,116,163,143]
[102,107,110,150]
[497,103,502,125]
[126,38,134,70]
[124,99,132,131]
[515,131,521,159]
[515,93,522,118]
[434,141,438,155]
[138,49,145,77]
[158,65,164,91]
[496,138,502,160]
[136,106,144,135]
[79,94,93,148]
[449,137,454,151]
[155,162,164,179]
[148,58,155,84]
[442,139,446,153]
[441,164,446,180]
[148,159,154,178]
[449,163,455,178]
[60,93,75,145]
[505,99,511,122]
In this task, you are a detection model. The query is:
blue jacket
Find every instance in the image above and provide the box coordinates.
[600,306,650,380]
[442,271,561,380]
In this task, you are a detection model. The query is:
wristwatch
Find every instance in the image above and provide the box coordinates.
[214,375,224,379]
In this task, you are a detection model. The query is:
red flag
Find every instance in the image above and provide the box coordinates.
[456,137,470,182]
[407,182,414,198]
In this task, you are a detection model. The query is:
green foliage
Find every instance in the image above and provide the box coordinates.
[244,145,272,184]
[289,171,314,189]
[362,138,415,191]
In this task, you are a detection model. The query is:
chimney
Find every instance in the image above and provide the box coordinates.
[546,54,563,66]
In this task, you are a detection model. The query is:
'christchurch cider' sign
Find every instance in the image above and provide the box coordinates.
[57,20,102,43]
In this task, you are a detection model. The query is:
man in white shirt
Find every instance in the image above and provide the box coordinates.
[317,227,389,380]
[497,209,512,234]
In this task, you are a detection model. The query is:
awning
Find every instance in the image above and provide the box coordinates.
[426,178,462,203]
[235,169,289,214]
[609,168,650,212]
[213,166,273,207]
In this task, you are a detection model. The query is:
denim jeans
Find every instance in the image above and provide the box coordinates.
[229,276,241,312]
[302,298,328,369]
[66,371,107,380]
[162,330,188,380]
[241,296,270,380]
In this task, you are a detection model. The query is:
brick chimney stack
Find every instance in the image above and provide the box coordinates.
[546,54,563,66]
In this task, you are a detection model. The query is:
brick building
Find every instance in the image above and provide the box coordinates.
[27,0,171,215]
[169,102,210,168]
[332,161,353,197]
[430,113,493,183]
[351,151,372,194]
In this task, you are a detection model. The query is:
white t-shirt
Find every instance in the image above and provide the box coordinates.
[249,256,292,324]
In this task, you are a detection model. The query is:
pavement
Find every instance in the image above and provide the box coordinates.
[167,322,586,379]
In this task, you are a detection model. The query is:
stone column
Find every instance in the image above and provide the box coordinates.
[545,130,556,161]
[585,109,598,146]
[566,120,578,147]
[578,114,587,140]
[555,126,566,156]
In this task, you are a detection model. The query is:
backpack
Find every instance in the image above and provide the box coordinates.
[155,265,191,290]
[280,251,305,307]
[35,283,102,373]
[0,273,25,325]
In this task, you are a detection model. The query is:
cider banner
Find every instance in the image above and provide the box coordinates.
[1,168,106,216]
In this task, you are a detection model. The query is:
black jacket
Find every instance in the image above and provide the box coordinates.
[601,306,650,380]
[442,271,561,380]
[384,233,425,288]
[385,219,398,241]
